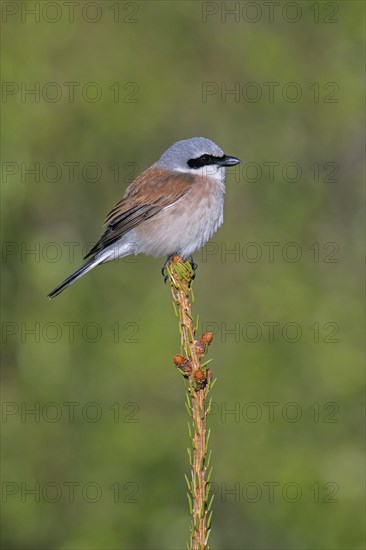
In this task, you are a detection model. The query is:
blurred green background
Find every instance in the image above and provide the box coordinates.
[1,1,364,549]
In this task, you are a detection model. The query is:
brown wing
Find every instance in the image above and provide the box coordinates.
[84,167,195,259]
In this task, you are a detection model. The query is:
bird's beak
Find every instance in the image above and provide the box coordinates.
[219,155,241,167]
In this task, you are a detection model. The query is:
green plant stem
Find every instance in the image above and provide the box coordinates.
[167,257,213,550]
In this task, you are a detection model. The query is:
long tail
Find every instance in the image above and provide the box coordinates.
[47,256,102,299]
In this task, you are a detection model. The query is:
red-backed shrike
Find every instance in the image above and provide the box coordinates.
[47,137,240,298]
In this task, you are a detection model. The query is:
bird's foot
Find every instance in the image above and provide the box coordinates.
[161,254,176,284]
[188,255,198,282]
[161,255,197,285]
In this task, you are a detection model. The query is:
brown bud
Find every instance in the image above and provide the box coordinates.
[193,368,207,390]
[200,332,213,346]
[193,368,206,382]
[173,354,186,366]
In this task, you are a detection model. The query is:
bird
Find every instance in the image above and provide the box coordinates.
[47,137,240,299]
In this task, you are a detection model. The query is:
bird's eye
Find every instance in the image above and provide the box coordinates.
[200,155,210,163]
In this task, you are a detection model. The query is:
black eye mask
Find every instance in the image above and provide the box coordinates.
[187,154,225,169]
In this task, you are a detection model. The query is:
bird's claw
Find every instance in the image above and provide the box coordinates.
[188,256,198,281]
[161,255,198,285]
[161,254,175,283]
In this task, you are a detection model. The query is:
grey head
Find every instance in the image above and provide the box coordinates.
[155,137,240,173]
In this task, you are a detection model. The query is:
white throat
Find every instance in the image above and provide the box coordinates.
[175,164,226,184]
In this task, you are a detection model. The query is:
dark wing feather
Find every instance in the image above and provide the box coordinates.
[84,167,195,259]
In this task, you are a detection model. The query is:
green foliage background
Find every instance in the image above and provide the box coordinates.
[2,1,364,548]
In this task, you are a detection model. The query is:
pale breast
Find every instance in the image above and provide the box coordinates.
[131,176,225,257]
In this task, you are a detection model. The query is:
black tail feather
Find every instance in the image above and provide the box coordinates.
[47,257,99,299]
